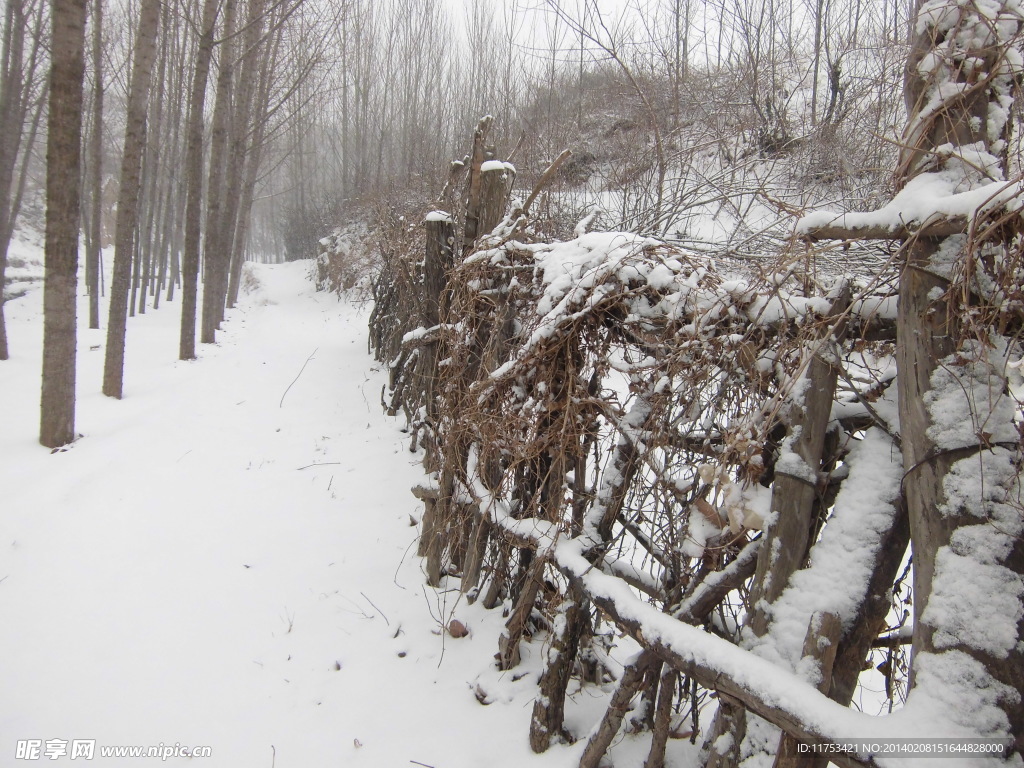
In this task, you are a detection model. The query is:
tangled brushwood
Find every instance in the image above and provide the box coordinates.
[368,2,1024,755]
[369,126,921,768]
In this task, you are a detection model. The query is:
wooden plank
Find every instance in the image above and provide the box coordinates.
[799,217,967,242]
[773,612,843,768]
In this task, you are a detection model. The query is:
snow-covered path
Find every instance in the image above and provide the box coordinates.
[0,262,589,768]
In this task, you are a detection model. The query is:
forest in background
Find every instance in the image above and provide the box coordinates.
[2,0,913,298]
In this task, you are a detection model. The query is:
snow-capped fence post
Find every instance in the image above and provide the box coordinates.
[461,115,493,254]
[894,0,1024,746]
[748,285,850,637]
[420,210,454,470]
[478,160,515,237]
[418,117,519,588]
[797,0,1024,752]
[706,287,850,768]
[414,210,458,586]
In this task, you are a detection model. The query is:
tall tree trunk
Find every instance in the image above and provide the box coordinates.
[154,0,184,310]
[216,0,265,321]
[167,168,184,303]
[179,0,219,360]
[0,0,18,360]
[40,0,87,448]
[0,0,44,359]
[137,4,168,317]
[86,0,101,330]
[102,0,160,399]
[199,0,236,344]
[227,0,280,308]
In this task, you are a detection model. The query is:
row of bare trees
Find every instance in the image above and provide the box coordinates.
[5,0,579,447]
[270,0,915,258]
[0,0,971,451]
[18,0,336,446]
[0,0,46,361]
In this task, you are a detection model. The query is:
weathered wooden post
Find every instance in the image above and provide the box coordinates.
[415,210,454,581]
[748,287,850,638]
[895,0,1023,748]
[478,160,515,238]
[419,118,516,587]
[705,289,850,768]
[798,0,1024,755]
[421,211,454,450]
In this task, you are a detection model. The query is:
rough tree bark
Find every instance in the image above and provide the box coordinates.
[40,0,87,448]
[199,0,237,345]
[85,0,101,330]
[102,0,160,399]
[179,0,219,360]
[896,0,1024,751]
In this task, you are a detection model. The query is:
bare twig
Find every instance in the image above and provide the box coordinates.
[521,149,571,215]
[360,591,390,626]
[279,348,318,408]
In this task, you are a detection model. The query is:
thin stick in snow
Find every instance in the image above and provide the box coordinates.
[360,591,389,626]
[279,347,318,408]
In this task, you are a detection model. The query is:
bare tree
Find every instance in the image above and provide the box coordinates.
[221,0,270,308]
[40,0,86,448]
[179,0,219,360]
[101,0,160,398]
[84,0,101,330]
[198,0,237,344]
[0,0,47,359]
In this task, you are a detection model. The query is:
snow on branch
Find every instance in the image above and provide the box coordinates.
[797,173,1024,242]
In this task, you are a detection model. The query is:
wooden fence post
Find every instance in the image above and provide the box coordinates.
[421,211,454,461]
[477,160,515,239]
[707,288,850,768]
[773,612,842,767]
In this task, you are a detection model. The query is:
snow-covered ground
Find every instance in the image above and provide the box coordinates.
[0,251,674,767]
